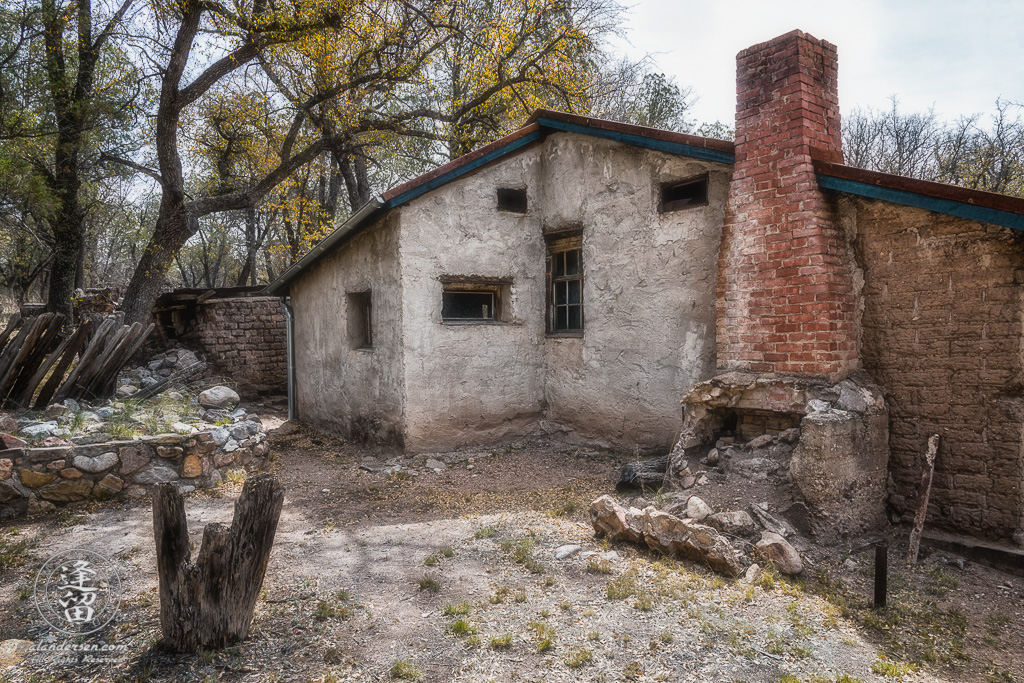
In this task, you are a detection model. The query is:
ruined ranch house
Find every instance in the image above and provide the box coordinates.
[266,31,1024,548]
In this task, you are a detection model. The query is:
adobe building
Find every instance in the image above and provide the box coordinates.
[267,30,1024,547]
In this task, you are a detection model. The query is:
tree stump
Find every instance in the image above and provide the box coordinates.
[153,474,285,652]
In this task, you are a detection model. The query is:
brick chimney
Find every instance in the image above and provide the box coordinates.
[716,30,857,381]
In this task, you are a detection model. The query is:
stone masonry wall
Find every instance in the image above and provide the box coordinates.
[717,30,858,381]
[849,196,1024,541]
[195,297,287,397]
[0,424,271,518]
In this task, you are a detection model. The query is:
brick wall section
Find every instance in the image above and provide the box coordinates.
[717,30,858,380]
[194,297,287,397]
[852,198,1024,541]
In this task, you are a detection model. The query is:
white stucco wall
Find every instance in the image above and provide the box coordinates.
[537,133,727,451]
[290,213,406,445]
[288,131,728,453]
[399,147,548,452]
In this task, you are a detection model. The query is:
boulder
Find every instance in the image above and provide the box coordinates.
[755,531,803,575]
[133,465,179,485]
[27,497,56,515]
[39,478,94,502]
[118,445,150,475]
[95,474,124,497]
[0,415,17,433]
[73,451,119,474]
[116,384,138,397]
[749,504,795,537]
[744,434,775,450]
[44,404,69,420]
[176,349,200,369]
[182,455,202,478]
[744,563,763,584]
[20,470,56,488]
[0,458,11,480]
[0,433,28,449]
[59,468,83,479]
[20,422,59,438]
[590,495,743,576]
[554,545,582,560]
[707,510,758,537]
[209,427,230,446]
[685,496,712,521]
[156,446,183,459]
[213,451,235,467]
[0,480,24,503]
[198,386,239,409]
[0,638,33,666]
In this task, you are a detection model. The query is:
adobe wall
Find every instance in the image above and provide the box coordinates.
[538,133,726,452]
[291,213,407,446]
[194,297,287,397]
[847,196,1024,541]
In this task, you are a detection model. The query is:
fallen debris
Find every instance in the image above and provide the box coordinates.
[616,455,668,491]
[590,495,744,576]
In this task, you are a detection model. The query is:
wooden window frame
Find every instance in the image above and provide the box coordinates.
[438,276,512,325]
[659,173,709,213]
[545,232,584,336]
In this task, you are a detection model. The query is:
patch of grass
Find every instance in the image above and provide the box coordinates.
[633,592,655,611]
[623,661,644,679]
[489,633,513,649]
[389,659,422,680]
[925,566,960,596]
[0,528,36,570]
[586,559,614,574]
[474,527,496,539]
[871,656,919,677]
[985,664,1015,682]
[606,571,639,600]
[776,675,800,683]
[423,555,438,567]
[441,546,454,558]
[508,537,545,573]
[986,613,1012,636]
[659,630,674,644]
[447,619,478,637]
[336,589,350,602]
[417,575,440,592]
[563,647,593,668]
[587,630,601,641]
[314,600,350,621]
[443,602,472,616]
[548,501,578,517]
[514,589,527,603]
[490,586,512,604]
[528,621,556,652]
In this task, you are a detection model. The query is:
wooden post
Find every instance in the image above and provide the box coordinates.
[907,434,940,563]
[153,474,285,652]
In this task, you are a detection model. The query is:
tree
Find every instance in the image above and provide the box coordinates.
[116,0,635,323]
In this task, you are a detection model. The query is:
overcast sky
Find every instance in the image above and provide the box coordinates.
[610,0,1024,127]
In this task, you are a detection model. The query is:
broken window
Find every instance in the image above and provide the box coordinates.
[546,233,583,334]
[347,291,372,349]
[439,277,511,323]
[497,188,528,213]
[660,174,709,212]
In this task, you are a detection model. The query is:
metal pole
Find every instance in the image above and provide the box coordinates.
[279,299,295,421]
[874,543,888,609]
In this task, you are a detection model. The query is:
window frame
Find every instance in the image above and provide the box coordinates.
[545,232,584,337]
[346,291,373,350]
[659,173,709,213]
[438,276,512,325]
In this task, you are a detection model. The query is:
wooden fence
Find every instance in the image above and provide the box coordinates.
[0,314,154,409]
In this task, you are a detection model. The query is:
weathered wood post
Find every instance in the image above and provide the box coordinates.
[153,474,285,652]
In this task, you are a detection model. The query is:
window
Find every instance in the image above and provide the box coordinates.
[439,276,511,323]
[660,174,708,212]
[546,233,583,334]
[347,291,372,349]
[497,188,528,213]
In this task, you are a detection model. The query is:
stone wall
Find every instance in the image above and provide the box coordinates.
[194,297,287,397]
[848,196,1024,542]
[0,424,271,518]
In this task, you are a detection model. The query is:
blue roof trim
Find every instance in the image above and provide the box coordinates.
[535,117,736,166]
[385,130,546,209]
[818,174,1024,232]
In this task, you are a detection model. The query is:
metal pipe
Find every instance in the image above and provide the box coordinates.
[874,543,888,609]
[279,298,295,421]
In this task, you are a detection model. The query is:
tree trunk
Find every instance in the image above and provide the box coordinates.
[153,474,285,652]
[121,209,192,324]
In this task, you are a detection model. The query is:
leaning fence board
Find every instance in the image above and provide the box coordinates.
[5,314,64,408]
[0,315,23,356]
[33,320,94,408]
[907,434,941,563]
[17,319,92,409]
[0,314,53,401]
[51,318,119,403]
[96,323,154,399]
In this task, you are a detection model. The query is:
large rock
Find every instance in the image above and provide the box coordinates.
[133,465,179,485]
[685,496,712,521]
[590,495,743,576]
[20,422,59,438]
[182,455,202,478]
[73,451,119,474]
[707,510,758,537]
[118,445,150,475]
[755,531,803,575]
[0,480,25,503]
[0,433,27,449]
[198,386,240,409]
[0,416,17,433]
[39,478,94,502]
[0,458,11,480]
[20,470,56,488]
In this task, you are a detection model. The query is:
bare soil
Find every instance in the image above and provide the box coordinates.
[1,411,1022,683]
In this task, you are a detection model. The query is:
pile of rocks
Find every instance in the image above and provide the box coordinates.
[115,346,203,398]
[0,385,269,519]
[589,493,805,578]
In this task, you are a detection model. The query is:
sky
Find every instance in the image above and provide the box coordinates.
[610,0,1024,127]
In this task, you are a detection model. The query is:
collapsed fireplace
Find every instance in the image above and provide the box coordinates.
[668,372,889,540]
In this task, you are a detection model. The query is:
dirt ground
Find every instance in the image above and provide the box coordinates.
[1,412,1023,683]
